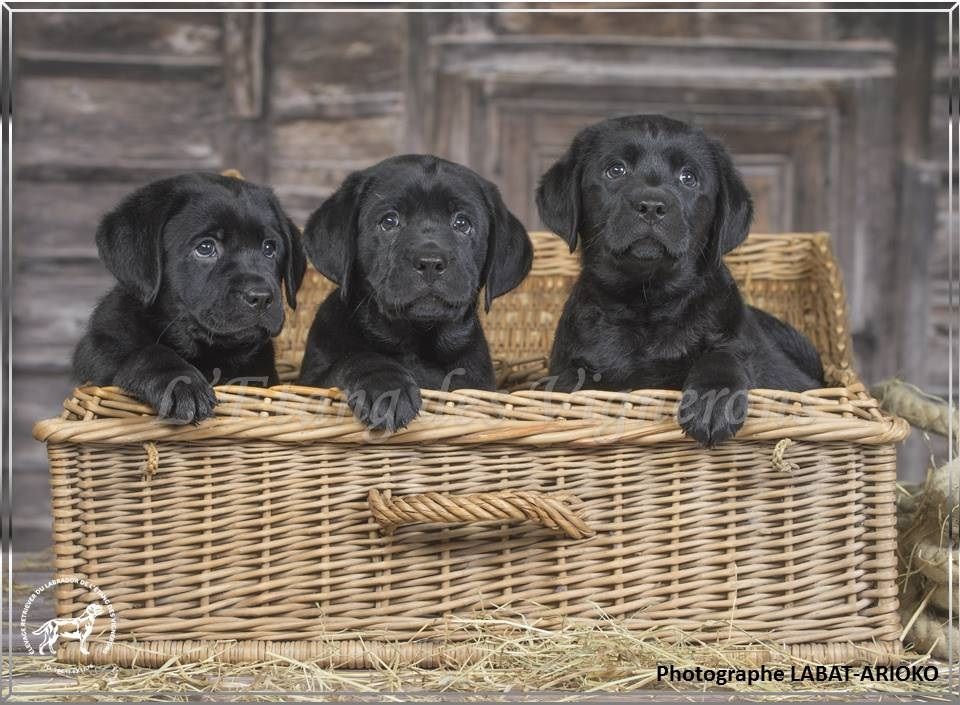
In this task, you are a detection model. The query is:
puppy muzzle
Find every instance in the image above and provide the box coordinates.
[603,216,688,262]
[379,252,477,318]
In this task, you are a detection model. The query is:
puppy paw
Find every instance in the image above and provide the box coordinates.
[346,369,422,432]
[678,385,748,448]
[148,370,218,424]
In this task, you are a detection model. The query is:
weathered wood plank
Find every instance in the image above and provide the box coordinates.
[269,115,402,213]
[495,7,825,40]
[894,15,935,161]
[223,13,264,119]
[495,8,698,37]
[16,50,221,81]
[13,12,221,60]
[696,8,828,40]
[893,160,940,387]
[14,75,224,173]
[13,259,112,374]
[270,12,406,120]
[14,162,219,184]
[12,181,130,261]
[13,369,75,477]
[8,469,53,554]
[220,14,269,181]
[892,159,942,482]
[429,35,895,75]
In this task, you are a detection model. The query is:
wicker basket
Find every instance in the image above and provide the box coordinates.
[33,232,909,668]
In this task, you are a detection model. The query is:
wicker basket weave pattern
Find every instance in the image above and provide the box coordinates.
[34,232,908,667]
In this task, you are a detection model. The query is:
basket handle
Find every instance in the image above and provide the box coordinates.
[367,489,594,540]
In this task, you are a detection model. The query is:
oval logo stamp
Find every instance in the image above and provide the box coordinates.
[20,576,117,674]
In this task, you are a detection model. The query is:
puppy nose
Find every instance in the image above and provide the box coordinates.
[242,287,273,310]
[636,199,668,223]
[414,255,447,283]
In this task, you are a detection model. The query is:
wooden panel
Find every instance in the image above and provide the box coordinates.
[493,5,828,40]
[220,14,269,181]
[13,369,70,475]
[270,12,405,120]
[15,13,221,60]
[223,14,265,119]
[923,61,952,400]
[13,259,112,373]
[695,8,828,40]
[494,6,698,36]
[15,75,224,176]
[738,155,795,233]
[12,182,132,260]
[926,185,952,399]
[270,115,403,221]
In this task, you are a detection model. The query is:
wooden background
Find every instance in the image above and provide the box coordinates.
[11,7,947,552]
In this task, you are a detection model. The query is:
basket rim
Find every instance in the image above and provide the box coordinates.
[33,382,910,446]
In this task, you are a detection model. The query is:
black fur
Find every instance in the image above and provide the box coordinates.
[298,154,533,431]
[536,115,824,447]
[73,173,307,423]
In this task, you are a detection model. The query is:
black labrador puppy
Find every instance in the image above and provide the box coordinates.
[536,115,824,446]
[73,173,307,423]
[298,154,533,431]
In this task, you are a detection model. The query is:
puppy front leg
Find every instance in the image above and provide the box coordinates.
[329,354,422,432]
[431,348,497,392]
[678,350,751,448]
[114,344,218,424]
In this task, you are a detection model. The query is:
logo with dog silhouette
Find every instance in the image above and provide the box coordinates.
[20,576,117,670]
[32,602,105,656]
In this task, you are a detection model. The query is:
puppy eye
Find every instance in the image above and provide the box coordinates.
[679,167,699,188]
[262,239,278,258]
[194,239,218,258]
[452,213,472,234]
[379,211,401,231]
[604,162,627,179]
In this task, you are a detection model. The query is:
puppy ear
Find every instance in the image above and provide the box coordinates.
[708,138,753,262]
[481,181,534,312]
[263,191,307,310]
[95,178,184,307]
[302,171,365,301]
[536,149,581,252]
[281,216,308,310]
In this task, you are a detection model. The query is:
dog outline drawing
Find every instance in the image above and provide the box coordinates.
[32,603,104,655]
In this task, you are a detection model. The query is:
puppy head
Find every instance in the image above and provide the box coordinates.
[303,155,532,323]
[96,173,306,342]
[536,115,752,280]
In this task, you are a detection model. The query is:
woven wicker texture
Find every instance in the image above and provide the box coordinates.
[34,232,908,668]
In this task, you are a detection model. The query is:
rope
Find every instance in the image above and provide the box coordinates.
[771,438,798,472]
[141,442,159,479]
[368,489,594,540]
